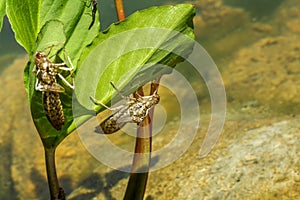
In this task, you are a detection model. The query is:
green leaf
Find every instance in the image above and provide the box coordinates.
[19,1,100,148]
[24,20,66,95]
[73,4,195,128]
[24,21,67,147]
[21,2,194,148]
[6,0,99,56]
[0,0,6,31]
[6,0,39,52]
[38,0,100,65]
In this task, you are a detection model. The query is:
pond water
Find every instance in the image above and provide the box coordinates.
[0,0,299,199]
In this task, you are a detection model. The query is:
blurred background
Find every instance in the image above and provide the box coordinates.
[0,0,299,199]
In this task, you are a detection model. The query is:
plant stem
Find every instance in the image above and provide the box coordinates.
[114,1,160,199]
[123,120,151,200]
[124,79,160,200]
[114,0,126,21]
[44,147,65,200]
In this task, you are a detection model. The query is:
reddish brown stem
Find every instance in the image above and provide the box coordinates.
[132,88,152,170]
[114,0,126,21]
[124,79,161,200]
[113,1,161,198]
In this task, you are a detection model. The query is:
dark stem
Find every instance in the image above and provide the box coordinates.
[113,1,160,199]
[123,79,161,200]
[114,0,126,21]
[44,147,65,200]
[123,118,151,200]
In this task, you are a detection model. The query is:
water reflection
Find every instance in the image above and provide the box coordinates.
[224,0,284,18]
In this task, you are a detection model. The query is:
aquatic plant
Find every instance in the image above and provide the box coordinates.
[1,0,195,199]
